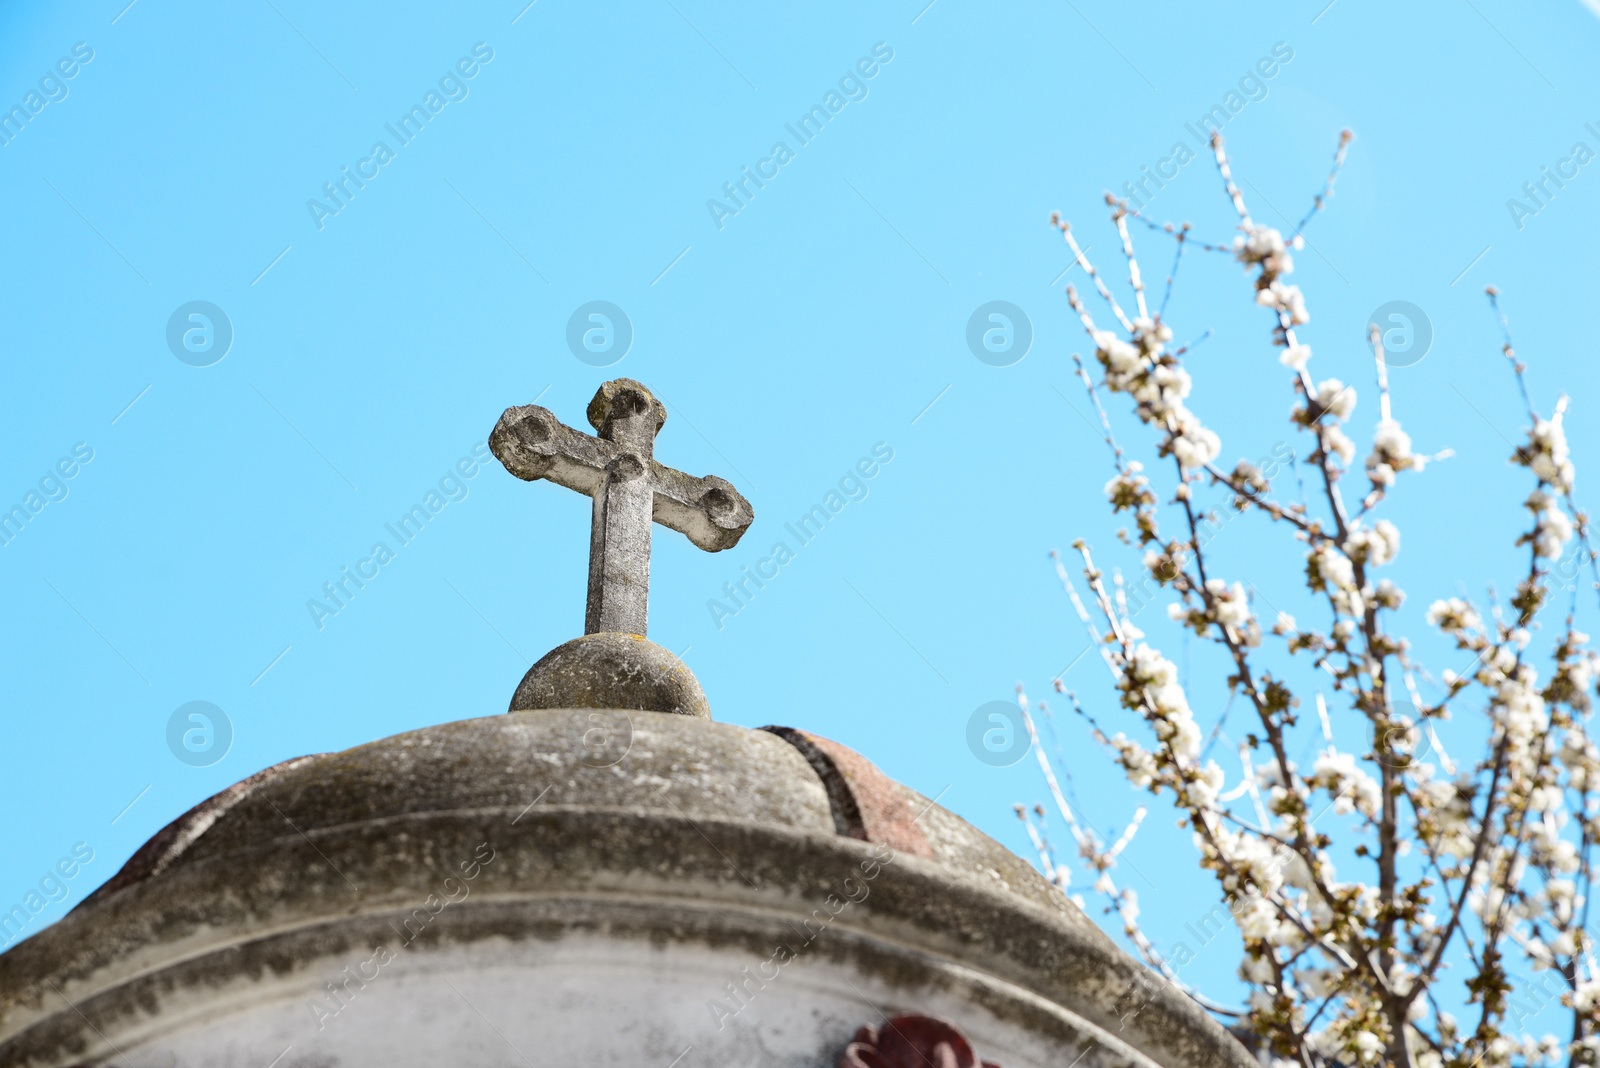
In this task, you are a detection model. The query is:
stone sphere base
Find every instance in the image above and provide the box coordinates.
[510,632,711,718]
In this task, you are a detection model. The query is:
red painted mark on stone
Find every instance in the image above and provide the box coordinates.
[838,1013,1001,1068]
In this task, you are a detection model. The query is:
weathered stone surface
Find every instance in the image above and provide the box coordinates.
[511,632,711,717]
[587,377,668,442]
[490,379,754,639]
[764,726,934,857]
[0,710,1253,1068]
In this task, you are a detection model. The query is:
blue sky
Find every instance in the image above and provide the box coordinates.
[2,0,1599,1011]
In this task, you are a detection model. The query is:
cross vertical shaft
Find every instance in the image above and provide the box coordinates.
[586,454,652,635]
[583,382,665,636]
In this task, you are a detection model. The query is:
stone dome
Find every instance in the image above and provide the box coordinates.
[0,708,1253,1068]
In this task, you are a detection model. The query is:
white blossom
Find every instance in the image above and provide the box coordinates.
[1428,597,1481,636]
[1256,279,1310,324]
[1341,519,1400,568]
[1314,378,1356,421]
[1519,411,1574,493]
[1324,424,1357,465]
[1311,748,1382,818]
[1367,418,1426,488]
[1526,490,1574,559]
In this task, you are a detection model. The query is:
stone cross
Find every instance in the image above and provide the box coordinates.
[490,379,754,638]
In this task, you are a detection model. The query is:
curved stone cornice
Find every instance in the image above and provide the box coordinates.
[0,710,1253,1068]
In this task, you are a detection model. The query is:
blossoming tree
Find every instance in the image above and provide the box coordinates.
[1018,131,1600,1068]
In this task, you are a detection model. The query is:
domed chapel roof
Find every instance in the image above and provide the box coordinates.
[0,381,1254,1068]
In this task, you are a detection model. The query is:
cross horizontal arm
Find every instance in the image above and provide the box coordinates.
[490,403,755,552]
[651,467,753,552]
[490,404,616,497]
